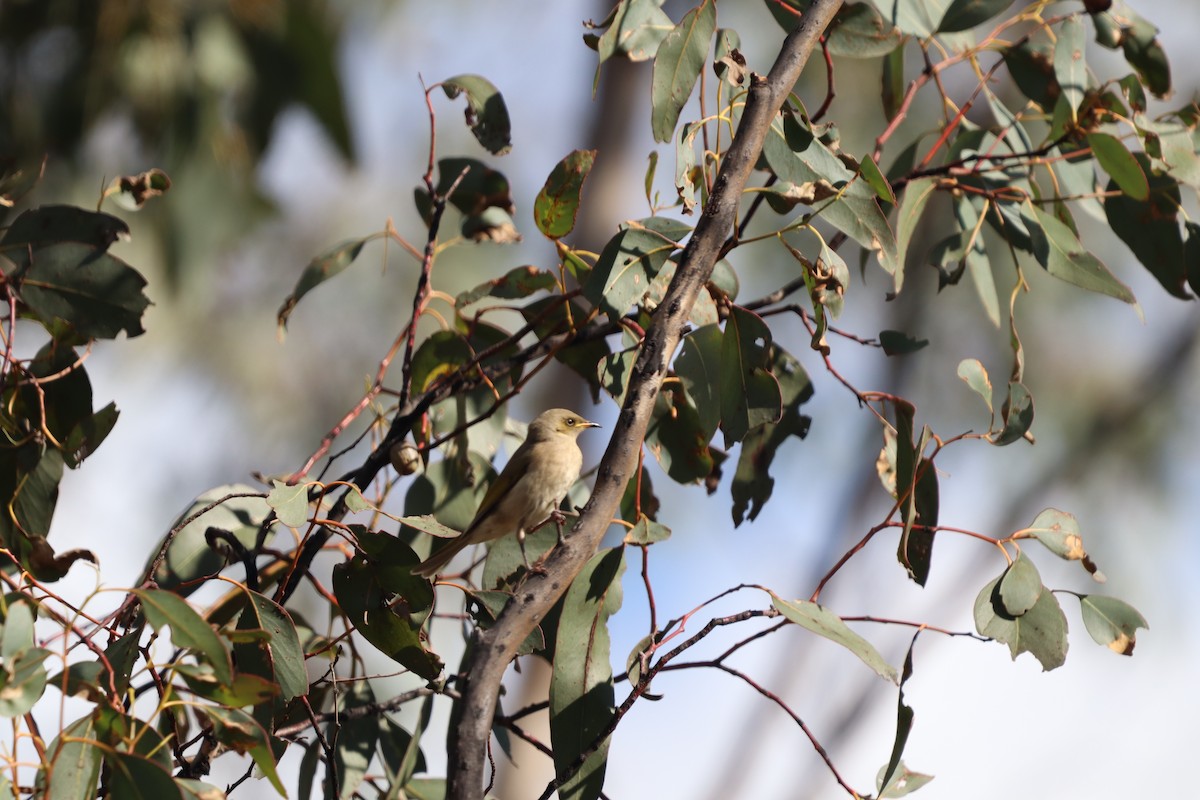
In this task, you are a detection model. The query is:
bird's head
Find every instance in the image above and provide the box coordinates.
[530,408,601,441]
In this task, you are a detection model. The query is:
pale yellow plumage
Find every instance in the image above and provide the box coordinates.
[412,408,599,578]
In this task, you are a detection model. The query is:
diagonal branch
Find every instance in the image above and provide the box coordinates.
[443,3,846,797]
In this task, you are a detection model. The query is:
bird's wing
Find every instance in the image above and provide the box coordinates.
[464,443,528,535]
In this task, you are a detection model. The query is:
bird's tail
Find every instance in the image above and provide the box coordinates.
[411,537,469,578]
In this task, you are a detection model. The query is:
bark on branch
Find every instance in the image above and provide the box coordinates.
[444,3,845,796]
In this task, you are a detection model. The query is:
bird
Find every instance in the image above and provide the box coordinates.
[411,408,600,578]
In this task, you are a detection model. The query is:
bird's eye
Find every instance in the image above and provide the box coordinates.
[566,417,577,426]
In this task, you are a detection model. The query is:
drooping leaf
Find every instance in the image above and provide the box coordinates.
[1104,156,1189,298]
[9,242,150,341]
[133,589,232,685]
[730,346,812,526]
[277,236,374,334]
[644,387,718,484]
[771,594,898,683]
[583,217,691,319]
[1088,132,1148,201]
[1024,508,1086,561]
[329,680,379,799]
[238,590,307,701]
[997,552,1042,616]
[625,516,672,545]
[974,575,1068,671]
[868,0,952,39]
[535,150,597,239]
[937,0,1014,33]
[675,323,723,440]
[1022,205,1132,304]
[458,266,558,309]
[332,544,442,680]
[1119,11,1171,98]
[894,178,939,297]
[650,0,716,143]
[40,714,102,799]
[197,706,286,795]
[1079,595,1148,655]
[590,0,674,65]
[551,547,625,800]
[267,480,309,528]
[440,74,512,155]
[2,206,129,251]
[956,358,994,419]
[1053,16,1087,117]
[719,306,782,446]
[877,635,930,798]
[106,752,183,800]
[0,647,49,717]
[760,110,899,273]
[990,381,1034,446]
[879,330,929,355]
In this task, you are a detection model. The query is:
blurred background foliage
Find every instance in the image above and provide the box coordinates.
[2,0,1198,797]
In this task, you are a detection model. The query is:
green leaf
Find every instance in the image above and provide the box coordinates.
[0,647,49,717]
[145,485,269,595]
[1053,16,1087,117]
[551,548,625,800]
[132,589,232,685]
[859,153,896,204]
[625,516,671,545]
[878,762,935,798]
[198,706,286,795]
[1120,12,1171,98]
[9,242,150,341]
[650,0,716,143]
[332,549,442,680]
[62,401,119,469]
[974,576,1068,671]
[40,714,102,799]
[675,323,723,440]
[869,0,952,38]
[535,150,597,239]
[760,111,898,272]
[0,595,36,657]
[456,266,557,308]
[176,663,278,707]
[1104,155,1188,298]
[882,44,905,122]
[644,387,718,484]
[937,0,1014,33]
[329,680,379,799]
[1025,204,1136,304]
[731,345,811,526]
[990,381,1034,446]
[674,121,706,213]
[879,330,929,355]
[1024,508,1086,561]
[1,205,129,251]
[891,403,937,586]
[1088,133,1148,201]
[276,236,373,334]
[956,358,994,419]
[894,178,939,297]
[592,0,674,64]
[877,637,930,798]
[583,217,690,319]
[240,591,307,701]
[1079,595,1148,655]
[771,594,898,683]
[997,552,1042,616]
[827,3,903,58]
[719,306,782,446]
[432,157,515,216]
[107,752,183,800]
[267,480,309,528]
[176,780,226,800]
[1002,38,1058,111]
[440,74,512,155]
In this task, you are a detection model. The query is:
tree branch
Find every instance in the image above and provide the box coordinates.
[443,3,846,797]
